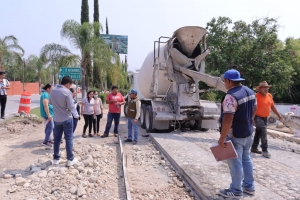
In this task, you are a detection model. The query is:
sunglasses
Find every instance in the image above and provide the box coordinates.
[0,73,5,75]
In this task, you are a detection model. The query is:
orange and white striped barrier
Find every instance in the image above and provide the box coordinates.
[18,91,31,114]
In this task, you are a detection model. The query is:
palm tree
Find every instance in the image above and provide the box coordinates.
[0,35,24,67]
[41,20,106,97]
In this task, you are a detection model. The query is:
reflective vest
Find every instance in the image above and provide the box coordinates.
[220,86,255,138]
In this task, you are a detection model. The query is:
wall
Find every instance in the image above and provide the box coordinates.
[6,81,39,96]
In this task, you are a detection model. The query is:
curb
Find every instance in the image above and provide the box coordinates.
[267,129,300,144]
[149,134,204,200]
[118,136,132,200]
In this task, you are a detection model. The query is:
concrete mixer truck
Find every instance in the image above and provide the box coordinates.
[125,26,300,135]
[130,26,227,133]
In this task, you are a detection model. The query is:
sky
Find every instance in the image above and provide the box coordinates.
[1,0,300,72]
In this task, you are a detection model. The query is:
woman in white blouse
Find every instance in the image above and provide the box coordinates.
[81,91,96,138]
[93,91,104,136]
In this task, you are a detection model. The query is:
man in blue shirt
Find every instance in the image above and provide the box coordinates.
[219,69,256,199]
[40,84,54,147]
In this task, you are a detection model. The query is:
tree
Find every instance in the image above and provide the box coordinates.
[81,0,93,91]
[41,20,108,98]
[26,54,47,94]
[81,0,89,24]
[283,38,300,103]
[0,35,24,67]
[204,16,294,102]
[106,17,109,34]
[92,0,102,90]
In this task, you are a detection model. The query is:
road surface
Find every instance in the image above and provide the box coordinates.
[3,93,83,118]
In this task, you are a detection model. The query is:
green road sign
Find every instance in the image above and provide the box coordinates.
[60,67,81,73]
[58,73,82,80]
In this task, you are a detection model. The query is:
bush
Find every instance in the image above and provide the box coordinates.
[99,93,107,103]
[119,88,129,96]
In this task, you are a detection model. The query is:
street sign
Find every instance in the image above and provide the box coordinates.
[58,73,82,80]
[60,67,81,73]
[59,67,82,80]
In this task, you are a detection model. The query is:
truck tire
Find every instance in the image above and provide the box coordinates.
[123,102,128,118]
[140,104,147,129]
[145,105,155,133]
[191,120,209,131]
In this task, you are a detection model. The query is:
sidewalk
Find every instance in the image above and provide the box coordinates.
[151,130,299,199]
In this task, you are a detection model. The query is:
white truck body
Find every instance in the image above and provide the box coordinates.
[126,26,226,133]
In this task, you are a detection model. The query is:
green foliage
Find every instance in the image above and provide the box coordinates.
[205,16,295,103]
[99,93,107,103]
[93,0,99,23]
[31,107,41,117]
[81,0,89,24]
[0,35,24,70]
[119,88,129,96]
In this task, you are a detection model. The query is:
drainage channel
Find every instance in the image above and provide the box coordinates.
[118,136,132,200]
[149,134,204,200]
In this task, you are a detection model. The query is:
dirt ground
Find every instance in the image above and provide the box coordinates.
[0,108,194,200]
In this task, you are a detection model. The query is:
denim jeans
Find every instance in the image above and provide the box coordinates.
[104,112,120,134]
[252,116,268,151]
[42,117,54,142]
[73,118,78,133]
[127,118,138,141]
[53,119,74,161]
[226,135,255,195]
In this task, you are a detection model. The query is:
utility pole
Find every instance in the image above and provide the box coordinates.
[23,58,25,91]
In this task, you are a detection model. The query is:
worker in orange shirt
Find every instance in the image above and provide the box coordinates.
[251,81,284,158]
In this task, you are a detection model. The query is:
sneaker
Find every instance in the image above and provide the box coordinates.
[251,148,262,154]
[243,187,255,195]
[262,151,271,158]
[219,189,243,199]
[101,134,109,138]
[42,141,52,147]
[132,141,137,145]
[82,134,87,138]
[114,133,118,137]
[48,140,54,144]
[124,139,132,142]
[88,133,94,137]
[53,159,60,165]
[67,157,78,167]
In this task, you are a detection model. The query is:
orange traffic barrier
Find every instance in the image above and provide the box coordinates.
[18,91,31,114]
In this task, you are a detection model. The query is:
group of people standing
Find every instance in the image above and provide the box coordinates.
[39,77,141,166]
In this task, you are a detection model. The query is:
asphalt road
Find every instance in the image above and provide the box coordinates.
[2,93,83,119]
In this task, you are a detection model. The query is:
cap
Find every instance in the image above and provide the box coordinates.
[222,69,245,81]
[130,89,137,95]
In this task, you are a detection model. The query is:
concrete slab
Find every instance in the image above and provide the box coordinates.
[151,132,285,200]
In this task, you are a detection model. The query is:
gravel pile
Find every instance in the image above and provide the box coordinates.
[1,142,125,200]
[128,141,195,200]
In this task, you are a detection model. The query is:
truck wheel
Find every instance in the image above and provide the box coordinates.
[123,102,128,117]
[191,120,208,131]
[140,104,147,129]
[268,117,276,124]
[145,105,155,133]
